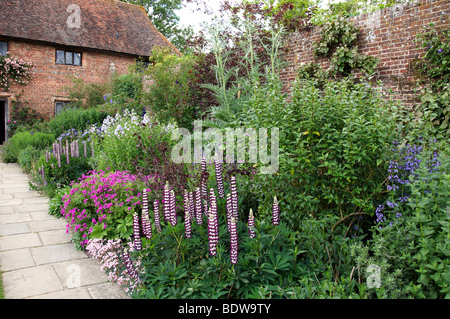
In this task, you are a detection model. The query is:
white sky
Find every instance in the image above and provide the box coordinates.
[177,1,223,32]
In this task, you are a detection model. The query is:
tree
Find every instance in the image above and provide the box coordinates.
[119,0,195,52]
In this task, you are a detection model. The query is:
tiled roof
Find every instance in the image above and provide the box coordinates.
[0,0,180,57]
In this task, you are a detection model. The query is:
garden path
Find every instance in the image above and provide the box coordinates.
[0,161,130,299]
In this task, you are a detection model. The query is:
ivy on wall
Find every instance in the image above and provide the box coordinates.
[297,15,378,85]
[413,24,449,137]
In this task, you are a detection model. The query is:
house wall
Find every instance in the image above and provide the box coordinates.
[2,39,136,119]
[279,0,449,107]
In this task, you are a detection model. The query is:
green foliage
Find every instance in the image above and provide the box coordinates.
[413,24,450,137]
[133,215,306,299]
[243,78,401,231]
[299,15,378,80]
[353,143,450,298]
[66,77,111,109]
[7,91,45,137]
[1,131,55,163]
[142,47,199,128]
[47,107,109,138]
[112,72,143,102]
[17,145,44,173]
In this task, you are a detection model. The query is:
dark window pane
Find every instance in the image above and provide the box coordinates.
[73,53,81,66]
[65,51,73,65]
[55,102,65,115]
[56,50,65,64]
[0,42,7,56]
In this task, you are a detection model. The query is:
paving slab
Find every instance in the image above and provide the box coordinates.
[0,161,131,299]
[31,243,88,266]
[38,229,72,245]
[0,223,30,236]
[0,232,42,251]
[2,264,63,299]
[0,248,36,271]
[28,287,93,299]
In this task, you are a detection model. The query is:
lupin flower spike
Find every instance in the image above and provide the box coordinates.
[195,187,202,225]
[248,208,256,238]
[170,189,176,226]
[163,181,171,222]
[230,176,238,219]
[153,200,162,232]
[272,196,279,225]
[123,248,142,285]
[189,191,195,222]
[207,207,218,256]
[133,212,142,251]
[201,157,208,200]
[185,198,192,239]
[214,154,225,198]
[226,193,232,233]
[230,217,238,264]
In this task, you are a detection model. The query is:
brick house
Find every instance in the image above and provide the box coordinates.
[0,0,179,143]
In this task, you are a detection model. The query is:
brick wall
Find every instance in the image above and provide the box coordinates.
[2,39,136,119]
[280,0,449,107]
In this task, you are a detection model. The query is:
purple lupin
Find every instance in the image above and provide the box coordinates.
[142,189,152,239]
[201,157,208,201]
[207,189,219,256]
[163,182,171,222]
[230,217,238,264]
[230,176,238,220]
[189,191,195,223]
[226,193,232,233]
[248,208,256,238]
[170,189,176,226]
[185,197,192,239]
[122,248,142,285]
[214,155,225,198]
[195,187,202,225]
[133,212,142,251]
[272,196,279,225]
[153,200,162,232]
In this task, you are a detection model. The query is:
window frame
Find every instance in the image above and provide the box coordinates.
[0,41,8,57]
[55,49,82,66]
[54,101,70,116]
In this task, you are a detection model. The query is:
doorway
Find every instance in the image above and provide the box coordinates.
[0,100,6,144]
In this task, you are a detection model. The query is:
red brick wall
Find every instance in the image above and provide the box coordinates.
[3,39,136,119]
[280,0,449,107]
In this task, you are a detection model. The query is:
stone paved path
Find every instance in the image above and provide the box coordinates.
[0,161,130,299]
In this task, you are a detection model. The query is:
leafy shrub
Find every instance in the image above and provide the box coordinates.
[66,77,111,109]
[90,109,187,193]
[1,131,55,163]
[242,77,402,231]
[363,140,450,298]
[142,46,201,128]
[112,72,142,102]
[47,107,109,138]
[17,145,44,173]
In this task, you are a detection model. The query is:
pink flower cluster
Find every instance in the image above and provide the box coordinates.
[62,170,155,247]
[86,238,142,294]
[0,54,34,90]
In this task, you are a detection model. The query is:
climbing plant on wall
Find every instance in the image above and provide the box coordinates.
[297,14,378,84]
[0,53,34,91]
[413,24,449,137]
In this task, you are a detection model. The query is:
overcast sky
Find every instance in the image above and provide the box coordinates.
[177,1,222,32]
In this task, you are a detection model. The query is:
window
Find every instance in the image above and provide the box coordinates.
[0,41,8,56]
[55,101,70,115]
[56,49,82,66]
